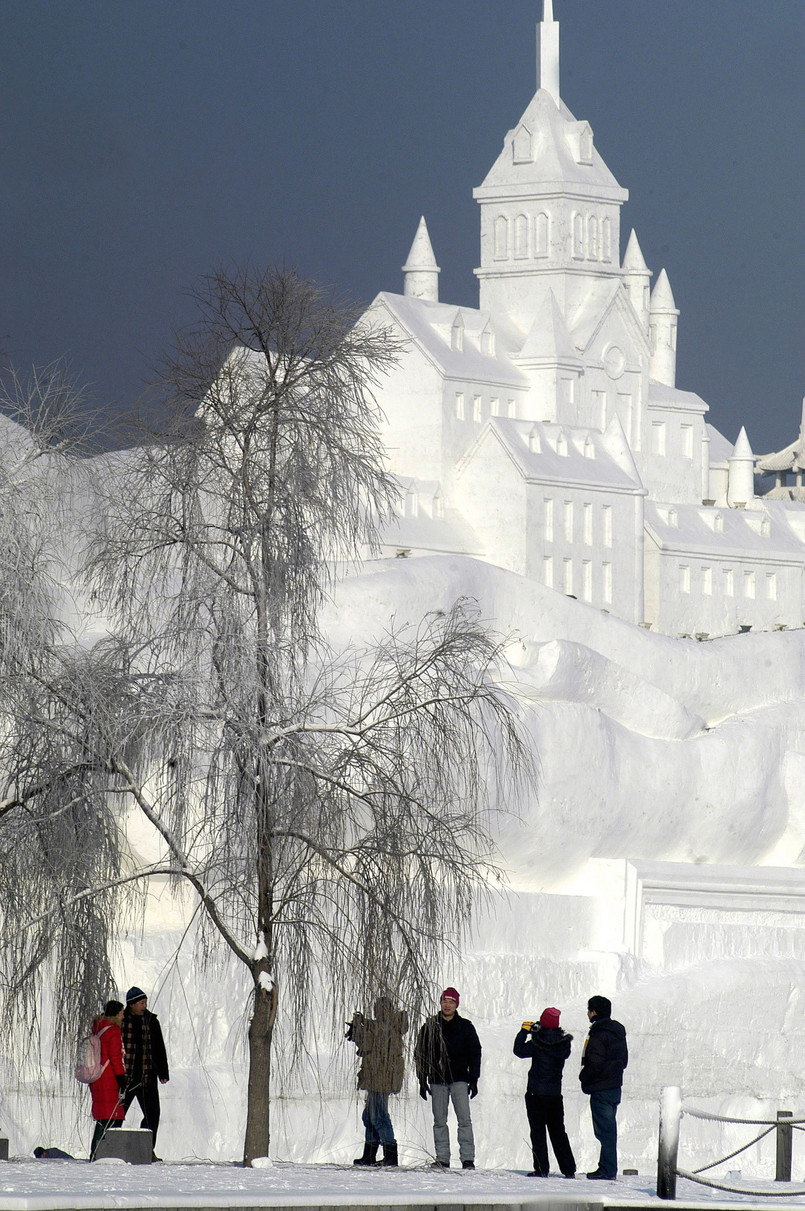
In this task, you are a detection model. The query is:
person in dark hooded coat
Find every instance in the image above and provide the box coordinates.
[579,994,628,1180]
[513,1006,576,1177]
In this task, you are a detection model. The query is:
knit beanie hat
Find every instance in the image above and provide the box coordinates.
[126,986,147,1005]
[588,995,611,1018]
[539,1006,561,1029]
[440,987,460,1006]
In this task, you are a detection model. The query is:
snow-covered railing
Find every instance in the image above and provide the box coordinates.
[657,1085,805,1199]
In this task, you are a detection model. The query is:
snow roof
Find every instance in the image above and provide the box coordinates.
[757,401,805,473]
[379,477,483,556]
[706,423,734,466]
[645,500,805,560]
[372,293,528,388]
[462,416,643,493]
[475,89,627,202]
[648,380,709,416]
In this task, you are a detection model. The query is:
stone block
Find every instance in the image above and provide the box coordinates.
[94,1127,152,1164]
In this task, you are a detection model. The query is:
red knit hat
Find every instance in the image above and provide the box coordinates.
[539,1007,560,1029]
[440,987,460,1006]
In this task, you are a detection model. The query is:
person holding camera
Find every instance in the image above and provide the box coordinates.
[513,1007,576,1178]
[347,996,408,1167]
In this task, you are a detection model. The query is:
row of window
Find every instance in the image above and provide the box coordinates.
[455,392,517,422]
[572,213,612,263]
[679,563,777,601]
[545,499,613,547]
[651,419,694,459]
[494,212,549,261]
[492,211,613,264]
[544,555,613,604]
[404,491,444,520]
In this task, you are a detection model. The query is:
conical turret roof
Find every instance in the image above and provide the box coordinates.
[402,216,440,273]
[622,229,650,275]
[730,426,754,461]
[650,268,677,313]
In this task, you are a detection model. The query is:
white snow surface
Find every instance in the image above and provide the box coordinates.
[0,1161,804,1210]
[4,555,805,1186]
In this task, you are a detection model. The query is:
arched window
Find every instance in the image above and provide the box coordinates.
[535,211,549,257]
[514,214,529,259]
[572,213,584,259]
[588,215,599,260]
[602,217,612,261]
[494,215,509,260]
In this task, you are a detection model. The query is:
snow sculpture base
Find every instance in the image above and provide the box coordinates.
[94,1128,152,1165]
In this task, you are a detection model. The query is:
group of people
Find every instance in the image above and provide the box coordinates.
[347,987,628,1178]
[86,987,170,1161]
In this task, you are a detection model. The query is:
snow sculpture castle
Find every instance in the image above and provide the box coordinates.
[365,1,804,639]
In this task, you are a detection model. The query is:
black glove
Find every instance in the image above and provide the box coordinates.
[115,1074,127,1092]
[468,1080,478,1099]
[419,1082,429,1100]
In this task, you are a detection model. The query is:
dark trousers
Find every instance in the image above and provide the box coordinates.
[589,1087,621,1178]
[525,1092,576,1176]
[362,1091,395,1145]
[89,1117,121,1160]
[123,1079,161,1149]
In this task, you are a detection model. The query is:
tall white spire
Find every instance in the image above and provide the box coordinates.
[402,216,440,302]
[536,0,560,103]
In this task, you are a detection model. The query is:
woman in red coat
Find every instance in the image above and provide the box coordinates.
[89,1000,127,1160]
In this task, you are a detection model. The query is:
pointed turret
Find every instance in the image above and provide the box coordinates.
[402,216,440,302]
[649,268,679,387]
[728,426,755,507]
[536,0,560,104]
[622,229,652,334]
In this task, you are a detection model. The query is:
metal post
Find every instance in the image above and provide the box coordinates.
[657,1085,682,1200]
[776,1110,793,1182]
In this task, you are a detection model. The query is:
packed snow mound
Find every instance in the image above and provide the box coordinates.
[503,637,706,740]
[326,555,805,876]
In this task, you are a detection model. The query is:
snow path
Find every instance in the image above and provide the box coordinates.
[0,1161,803,1210]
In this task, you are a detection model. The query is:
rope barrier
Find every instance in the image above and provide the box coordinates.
[682,1109,803,1123]
[678,1169,805,1197]
[693,1124,776,1173]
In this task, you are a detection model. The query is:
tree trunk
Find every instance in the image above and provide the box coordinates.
[243,976,277,1166]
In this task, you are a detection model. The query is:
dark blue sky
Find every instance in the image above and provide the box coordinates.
[0,1,802,452]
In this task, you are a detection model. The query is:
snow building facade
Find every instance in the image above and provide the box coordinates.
[364,2,805,639]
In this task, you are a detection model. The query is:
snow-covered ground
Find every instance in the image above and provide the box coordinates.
[3,556,805,1185]
[0,1160,804,1210]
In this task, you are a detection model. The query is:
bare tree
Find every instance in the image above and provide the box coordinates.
[5,271,527,1164]
[0,362,123,1051]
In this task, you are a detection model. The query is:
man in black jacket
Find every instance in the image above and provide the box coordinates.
[514,1006,576,1177]
[415,987,481,1169]
[121,987,170,1160]
[579,995,628,1181]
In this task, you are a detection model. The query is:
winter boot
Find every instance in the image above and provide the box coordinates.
[381,1143,398,1167]
[353,1142,379,1166]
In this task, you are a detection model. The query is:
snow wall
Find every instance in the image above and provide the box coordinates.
[4,555,805,1178]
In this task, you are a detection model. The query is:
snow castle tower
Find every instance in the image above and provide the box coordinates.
[363,0,805,640]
